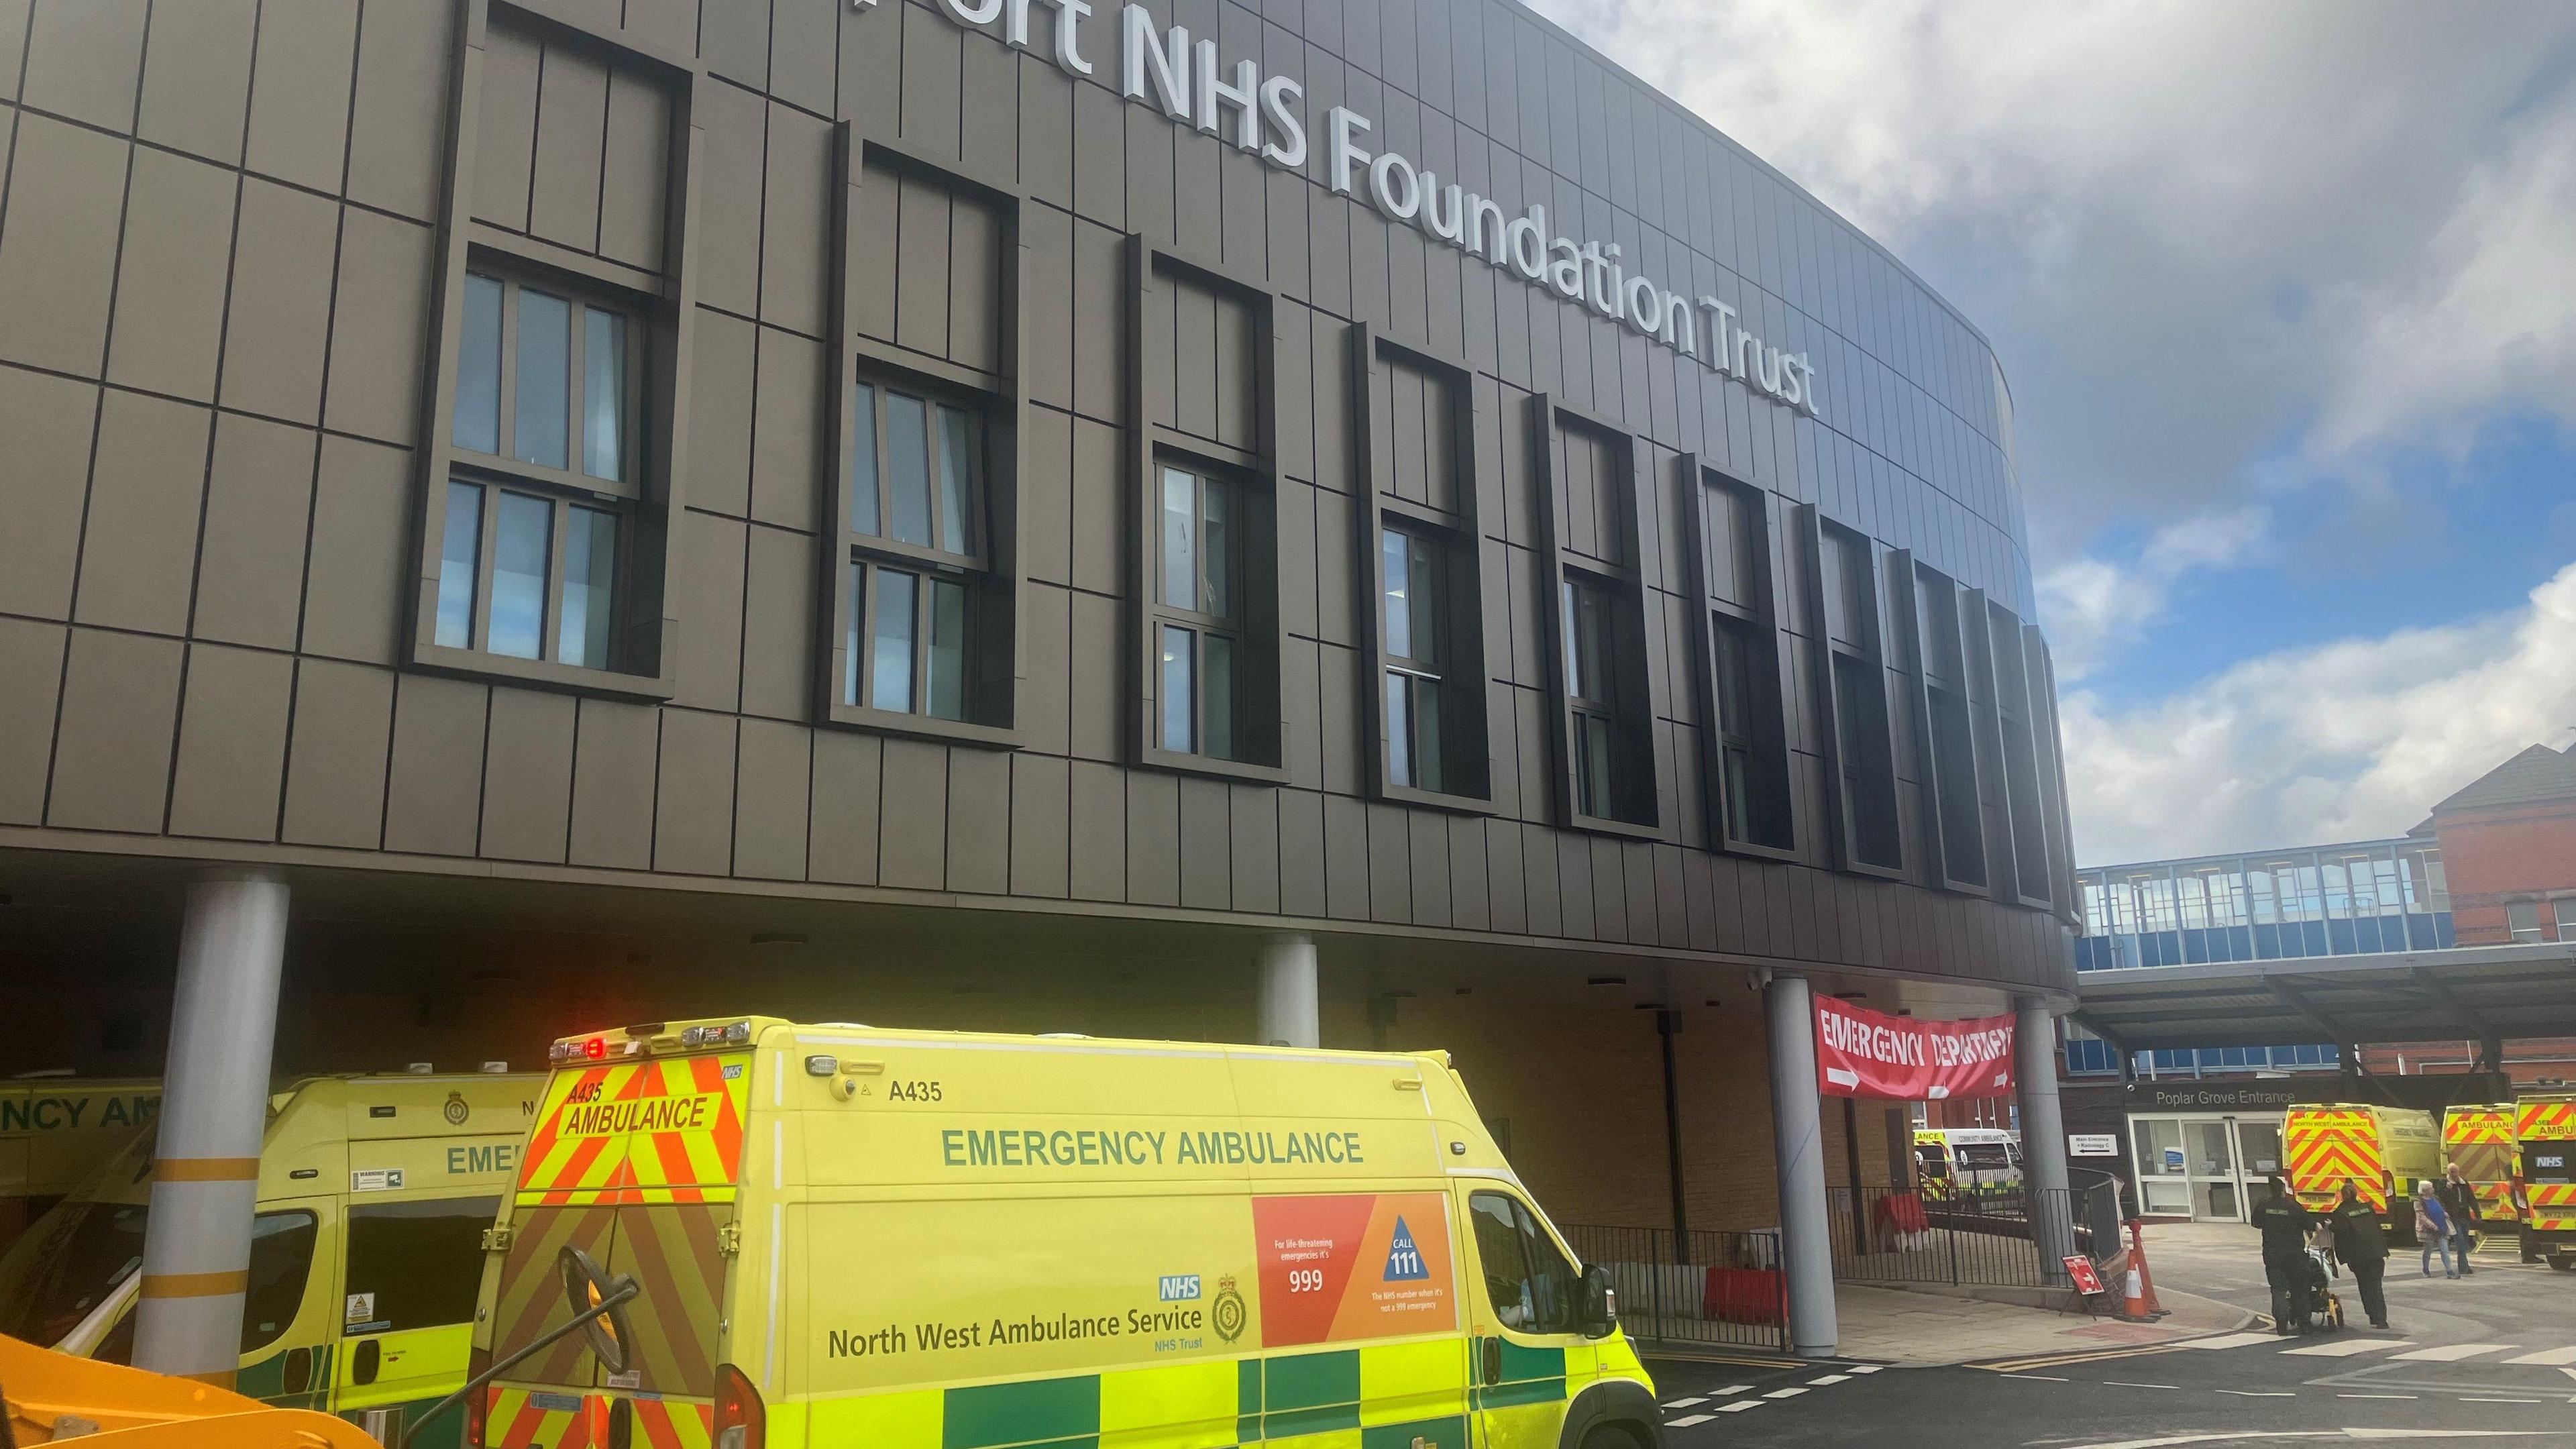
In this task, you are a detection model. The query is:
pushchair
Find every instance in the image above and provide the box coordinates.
[2286,1246,2345,1334]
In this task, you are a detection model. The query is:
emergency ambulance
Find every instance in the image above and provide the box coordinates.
[1912,1128,2021,1200]
[0,1077,160,1250]
[2514,1092,2576,1270]
[466,1019,1660,1449]
[0,1071,540,1448]
[2439,1103,2519,1226]
[2284,1103,2440,1243]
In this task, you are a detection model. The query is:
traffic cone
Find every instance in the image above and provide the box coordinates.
[2118,1220,2165,1321]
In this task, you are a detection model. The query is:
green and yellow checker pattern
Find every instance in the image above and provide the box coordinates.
[784,1338,1644,1449]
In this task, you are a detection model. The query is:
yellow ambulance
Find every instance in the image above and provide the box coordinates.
[0,1071,540,1448]
[2516,1093,2576,1270]
[2284,1103,2440,1242]
[0,1078,161,1250]
[2440,1103,2519,1226]
[466,1018,1659,1449]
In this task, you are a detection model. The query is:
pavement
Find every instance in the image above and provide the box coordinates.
[1642,1219,2575,1446]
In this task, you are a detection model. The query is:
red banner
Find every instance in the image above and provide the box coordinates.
[1813,998,2015,1101]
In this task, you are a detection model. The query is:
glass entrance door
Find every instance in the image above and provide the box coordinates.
[2235,1120,2286,1208]
[2186,1120,2243,1220]
[2133,1118,2192,1217]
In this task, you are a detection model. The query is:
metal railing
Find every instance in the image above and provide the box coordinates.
[1562,1223,1790,1352]
[1825,1177,2129,1291]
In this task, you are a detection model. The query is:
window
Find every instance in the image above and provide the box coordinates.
[1987,600,2054,903]
[1816,522,1901,872]
[1381,527,1449,792]
[1693,474,1792,852]
[1468,1192,1580,1336]
[344,1197,500,1335]
[2508,900,2542,942]
[1151,464,1242,759]
[839,379,988,724]
[1562,576,1623,820]
[435,267,643,672]
[2556,898,2576,941]
[0,1203,311,1356]
[1911,566,1986,887]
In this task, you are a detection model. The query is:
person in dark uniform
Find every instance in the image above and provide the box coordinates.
[2252,1173,2318,1333]
[2328,1181,2390,1329]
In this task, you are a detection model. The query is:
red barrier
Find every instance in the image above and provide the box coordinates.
[1705,1267,1787,1325]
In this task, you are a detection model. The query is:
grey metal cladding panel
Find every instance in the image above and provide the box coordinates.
[106,147,235,402]
[740,523,815,720]
[751,326,824,529]
[1123,107,1175,250]
[245,0,355,191]
[959,28,1016,180]
[838,0,901,137]
[690,0,762,87]
[0,619,65,825]
[0,115,126,378]
[1018,52,1073,210]
[671,509,749,712]
[1019,581,1073,755]
[0,366,93,619]
[382,672,488,857]
[193,413,315,651]
[327,210,436,445]
[689,309,757,517]
[1067,758,1126,902]
[653,707,739,875]
[1070,76,1126,229]
[900,4,963,159]
[477,686,578,864]
[762,103,833,337]
[733,716,813,883]
[877,737,950,890]
[1022,206,1075,410]
[1066,586,1120,762]
[808,727,883,885]
[1125,769,1181,908]
[1407,810,1451,928]
[694,80,767,317]
[1067,413,1122,596]
[472,23,541,232]
[1321,792,1368,921]
[599,70,673,272]
[1179,775,1230,910]
[345,0,451,221]
[302,434,411,665]
[279,657,391,849]
[1515,819,1560,936]
[894,174,955,358]
[1008,753,1071,898]
[768,0,837,116]
[20,0,144,131]
[1020,407,1073,586]
[1229,782,1281,914]
[1276,786,1326,916]
[947,742,1010,896]
[947,191,1005,376]
[528,43,610,254]
[220,179,337,424]
[134,0,254,164]
[848,158,900,341]
[73,391,209,637]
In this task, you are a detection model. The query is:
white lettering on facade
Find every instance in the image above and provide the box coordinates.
[875,0,1822,415]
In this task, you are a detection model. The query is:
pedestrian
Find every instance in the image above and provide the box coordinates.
[2328,1182,2390,1329]
[2251,1173,2318,1333]
[2438,1164,2478,1275]
[2414,1180,2455,1279]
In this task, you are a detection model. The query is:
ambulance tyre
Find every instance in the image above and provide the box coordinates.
[1561,1380,1660,1449]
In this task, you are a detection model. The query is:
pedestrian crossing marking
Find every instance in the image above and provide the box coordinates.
[1806,1373,1851,1385]
[1716,1400,1762,1413]
[2390,1343,2516,1362]
[1847,1364,1883,1374]
[2180,1332,2281,1350]
[1666,1413,1715,1427]
[2282,1339,2413,1357]
[1762,1386,1807,1399]
[1713,1385,1753,1395]
[1660,1397,1705,1408]
[2504,1347,2576,1366]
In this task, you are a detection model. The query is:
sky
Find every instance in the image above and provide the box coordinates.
[1533,0,2576,865]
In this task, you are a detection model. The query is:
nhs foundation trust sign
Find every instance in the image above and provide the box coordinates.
[863,0,1823,416]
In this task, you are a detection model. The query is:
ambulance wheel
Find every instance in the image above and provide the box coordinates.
[2551,1256,2575,1273]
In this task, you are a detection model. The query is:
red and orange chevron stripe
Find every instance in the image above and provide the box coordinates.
[517,1055,749,1205]
[2516,1100,2576,1141]
[2287,1109,2390,1211]
[485,1389,712,1449]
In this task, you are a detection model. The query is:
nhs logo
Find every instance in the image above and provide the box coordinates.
[1159,1274,1203,1301]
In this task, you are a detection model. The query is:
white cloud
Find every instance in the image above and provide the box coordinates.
[2057,560,2576,864]
[1532,0,2576,553]
[2037,506,2271,679]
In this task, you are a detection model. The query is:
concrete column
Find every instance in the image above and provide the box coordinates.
[2016,998,2077,1280]
[1762,973,1837,1357]
[136,871,290,1383]
[1256,932,1318,1048]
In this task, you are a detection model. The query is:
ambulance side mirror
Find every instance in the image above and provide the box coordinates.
[559,1246,641,1376]
[1579,1264,1617,1338]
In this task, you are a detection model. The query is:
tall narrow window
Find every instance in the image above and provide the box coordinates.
[1564,577,1620,820]
[1913,566,1986,890]
[840,376,987,724]
[1382,527,1447,793]
[1150,464,1242,759]
[1819,523,1901,871]
[1695,474,1792,851]
[436,266,641,672]
[1988,600,2053,904]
